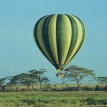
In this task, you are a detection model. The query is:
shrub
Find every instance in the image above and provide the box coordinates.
[99,99,107,105]
[86,97,96,105]
[103,84,107,91]
[21,88,26,92]
[42,84,52,91]
[60,87,78,91]
[20,99,36,105]
[82,86,90,91]
[95,85,103,91]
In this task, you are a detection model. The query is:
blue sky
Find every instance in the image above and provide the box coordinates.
[0,0,107,83]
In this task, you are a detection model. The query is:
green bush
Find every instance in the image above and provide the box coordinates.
[98,99,107,105]
[82,86,91,91]
[103,84,107,91]
[60,87,78,91]
[42,84,52,91]
[20,99,36,105]
[21,88,26,92]
[86,97,96,105]
[95,85,103,91]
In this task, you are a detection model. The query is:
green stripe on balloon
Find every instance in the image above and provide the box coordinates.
[68,16,85,63]
[33,17,46,56]
[42,15,56,65]
[33,16,44,48]
[64,14,78,64]
[74,15,85,43]
[33,16,54,64]
[56,14,65,64]
[48,14,59,65]
[67,16,85,64]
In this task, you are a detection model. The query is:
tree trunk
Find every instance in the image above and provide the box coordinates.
[27,85,30,91]
[1,86,5,92]
[40,82,42,92]
[15,85,19,91]
[31,85,34,90]
[39,76,42,92]
[77,82,80,91]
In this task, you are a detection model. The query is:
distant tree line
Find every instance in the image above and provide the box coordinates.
[0,65,107,92]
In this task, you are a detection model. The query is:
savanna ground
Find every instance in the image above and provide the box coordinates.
[0,91,107,107]
[0,85,107,107]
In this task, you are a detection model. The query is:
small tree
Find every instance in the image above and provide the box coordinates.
[29,69,50,91]
[96,77,107,87]
[0,78,6,91]
[17,73,38,91]
[0,78,5,86]
[8,73,38,91]
[8,75,22,91]
[63,65,95,90]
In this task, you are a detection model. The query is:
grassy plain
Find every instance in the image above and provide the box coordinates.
[0,91,107,107]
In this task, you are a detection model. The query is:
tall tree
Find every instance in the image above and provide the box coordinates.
[8,73,38,91]
[63,65,95,90]
[29,69,50,91]
[8,75,22,91]
[96,77,107,87]
[19,73,38,91]
[0,78,6,91]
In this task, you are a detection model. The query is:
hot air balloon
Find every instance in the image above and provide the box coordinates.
[33,14,85,77]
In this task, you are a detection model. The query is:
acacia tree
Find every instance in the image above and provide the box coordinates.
[19,73,38,91]
[96,77,107,87]
[0,78,5,86]
[7,75,21,91]
[63,65,95,90]
[0,78,6,91]
[8,73,38,91]
[29,69,50,91]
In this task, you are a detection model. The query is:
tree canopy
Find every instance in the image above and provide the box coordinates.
[63,65,95,90]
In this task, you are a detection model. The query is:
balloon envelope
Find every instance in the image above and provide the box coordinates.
[33,14,85,73]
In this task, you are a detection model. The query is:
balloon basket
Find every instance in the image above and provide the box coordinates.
[56,73,64,77]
